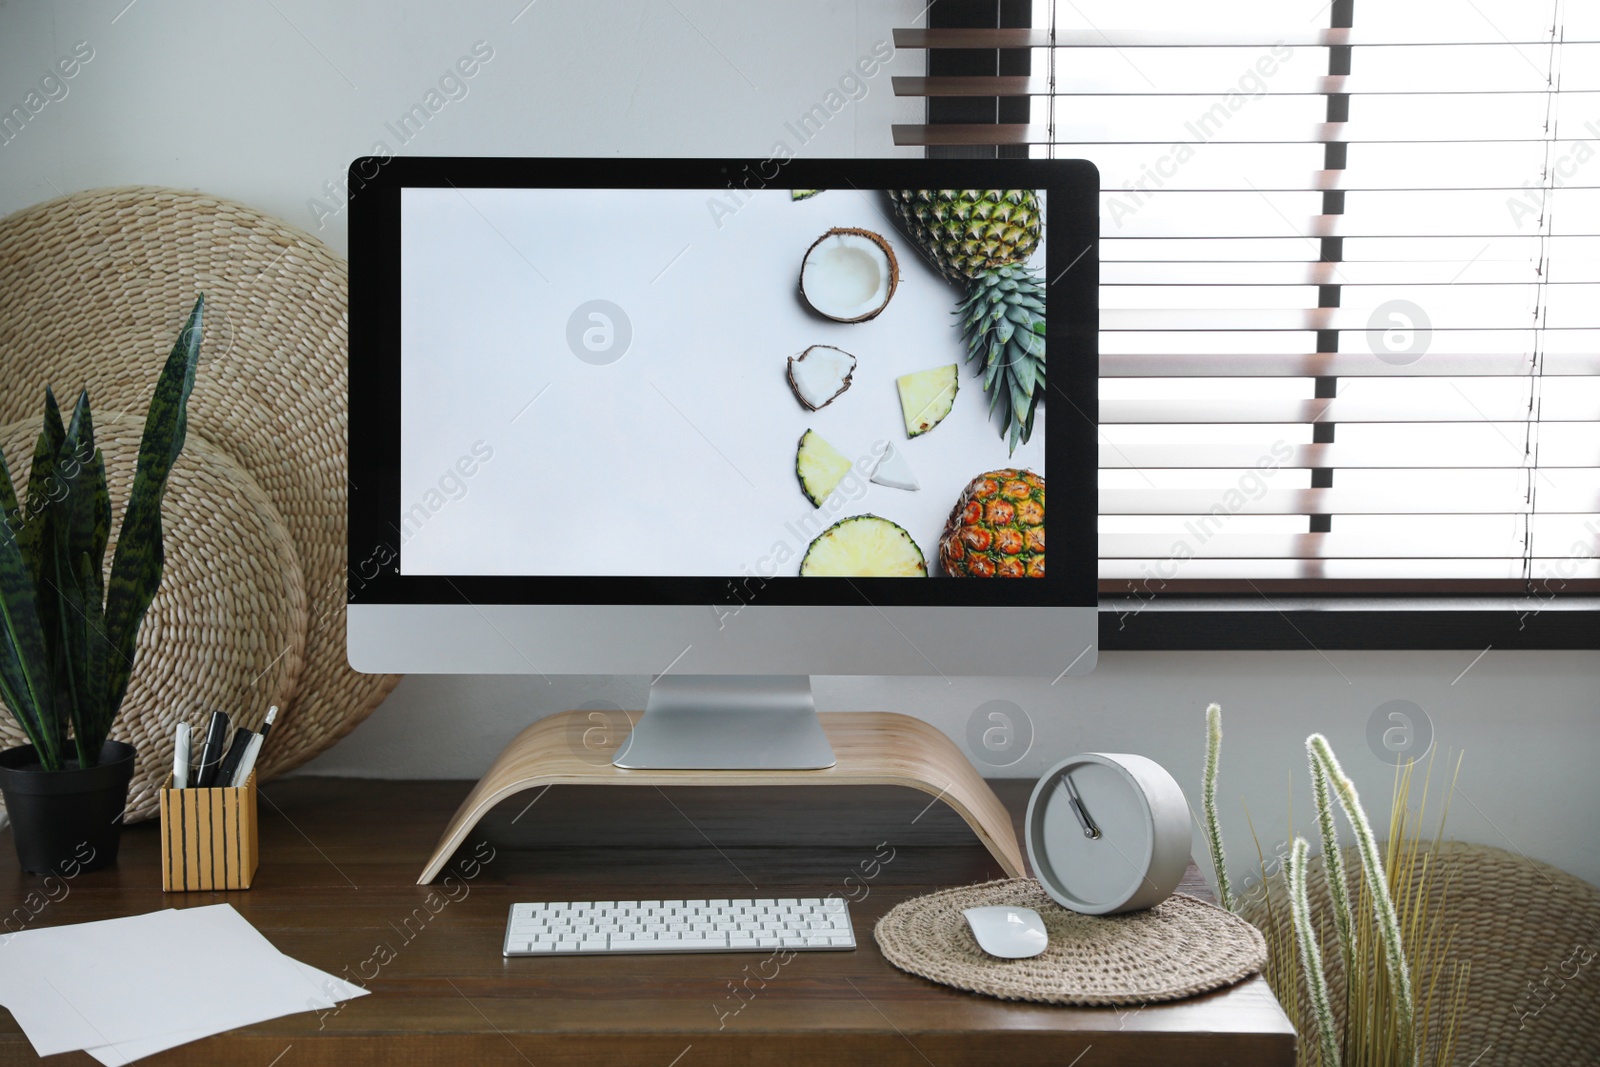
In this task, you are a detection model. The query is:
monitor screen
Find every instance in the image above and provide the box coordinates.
[396,185,1048,581]
[348,157,1096,628]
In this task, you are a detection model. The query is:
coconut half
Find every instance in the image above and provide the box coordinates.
[787,345,857,411]
[799,227,899,323]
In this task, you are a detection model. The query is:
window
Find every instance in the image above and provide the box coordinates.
[892,0,1599,647]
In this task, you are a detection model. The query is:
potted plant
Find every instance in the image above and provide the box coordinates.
[1199,705,1467,1067]
[0,296,202,874]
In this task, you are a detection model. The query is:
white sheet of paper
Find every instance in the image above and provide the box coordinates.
[84,960,369,1066]
[0,905,353,1058]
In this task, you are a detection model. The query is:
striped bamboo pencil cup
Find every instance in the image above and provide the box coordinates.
[159,770,259,891]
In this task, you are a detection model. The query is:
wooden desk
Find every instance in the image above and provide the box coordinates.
[0,778,1295,1066]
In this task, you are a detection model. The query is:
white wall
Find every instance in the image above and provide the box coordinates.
[3,2,1596,891]
[0,0,912,249]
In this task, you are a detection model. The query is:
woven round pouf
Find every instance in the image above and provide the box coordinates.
[0,187,400,779]
[0,418,306,821]
[1241,840,1600,1067]
[875,878,1266,1006]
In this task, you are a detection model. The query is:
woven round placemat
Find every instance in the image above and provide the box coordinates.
[0,418,306,821]
[875,878,1267,1006]
[1241,840,1600,1067]
[0,187,400,780]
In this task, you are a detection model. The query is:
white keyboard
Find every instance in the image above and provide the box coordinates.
[503,897,856,956]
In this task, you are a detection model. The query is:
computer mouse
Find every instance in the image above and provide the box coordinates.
[962,905,1049,959]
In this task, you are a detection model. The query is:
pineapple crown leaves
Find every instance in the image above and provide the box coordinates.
[953,263,1046,453]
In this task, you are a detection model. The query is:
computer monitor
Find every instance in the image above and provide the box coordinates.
[347,157,1098,770]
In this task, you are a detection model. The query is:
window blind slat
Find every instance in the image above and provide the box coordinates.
[1100,398,1600,423]
[894,28,1581,47]
[1107,285,1600,313]
[895,75,1584,97]
[1101,264,1600,285]
[1102,191,1600,239]
[1100,353,1600,376]
[1099,559,1600,580]
[1098,442,1600,469]
[1100,310,1593,331]
[1102,236,1600,262]
[1100,330,1600,356]
[893,123,1362,146]
[1100,489,1600,515]
[894,124,1600,146]
[1100,533,1600,559]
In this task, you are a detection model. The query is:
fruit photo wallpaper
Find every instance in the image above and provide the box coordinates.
[397,186,1047,579]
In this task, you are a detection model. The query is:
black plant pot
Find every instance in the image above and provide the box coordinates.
[0,740,136,875]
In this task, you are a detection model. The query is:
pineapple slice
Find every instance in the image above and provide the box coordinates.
[795,429,852,507]
[800,515,928,577]
[896,364,959,437]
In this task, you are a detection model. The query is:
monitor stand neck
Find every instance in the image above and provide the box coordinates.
[613,675,836,770]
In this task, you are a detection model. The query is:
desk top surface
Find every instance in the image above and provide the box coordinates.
[0,776,1294,1067]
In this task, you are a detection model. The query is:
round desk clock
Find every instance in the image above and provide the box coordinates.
[1025,753,1192,915]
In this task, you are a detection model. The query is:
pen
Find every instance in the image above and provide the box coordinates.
[194,710,231,788]
[216,728,256,788]
[227,705,280,788]
[172,722,192,789]
[230,733,265,788]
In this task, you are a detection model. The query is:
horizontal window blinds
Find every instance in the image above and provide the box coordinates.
[894,0,1600,592]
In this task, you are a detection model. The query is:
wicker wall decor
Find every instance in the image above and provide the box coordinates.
[0,187,401,815]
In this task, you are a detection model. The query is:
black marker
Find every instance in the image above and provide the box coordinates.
[216,729,256,787]
[193,710,231,788]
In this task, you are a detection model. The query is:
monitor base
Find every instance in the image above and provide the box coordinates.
[416,709,1026,884]
[613,675,836,770]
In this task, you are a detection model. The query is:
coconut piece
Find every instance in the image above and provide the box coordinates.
[799,227,899,323]
[787,345,857,411]
[869,442,920,491]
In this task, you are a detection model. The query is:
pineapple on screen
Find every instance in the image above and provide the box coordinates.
[895,364,959,438]
[800,515,927,577]
[938,469,1045,578]
[794,429,853,507]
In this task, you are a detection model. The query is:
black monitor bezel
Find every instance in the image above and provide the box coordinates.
[348,156,1098,608]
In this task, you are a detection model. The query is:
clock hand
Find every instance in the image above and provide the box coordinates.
[1058,773,1101,839]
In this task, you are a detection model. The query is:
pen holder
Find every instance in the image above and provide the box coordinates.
[159,771,259,891]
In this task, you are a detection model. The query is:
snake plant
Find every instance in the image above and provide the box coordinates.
[0,295,202,770]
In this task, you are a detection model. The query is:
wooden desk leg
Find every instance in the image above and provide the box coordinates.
[418,710,1028,883]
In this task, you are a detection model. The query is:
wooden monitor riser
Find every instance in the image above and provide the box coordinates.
[417,710,1027,883]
